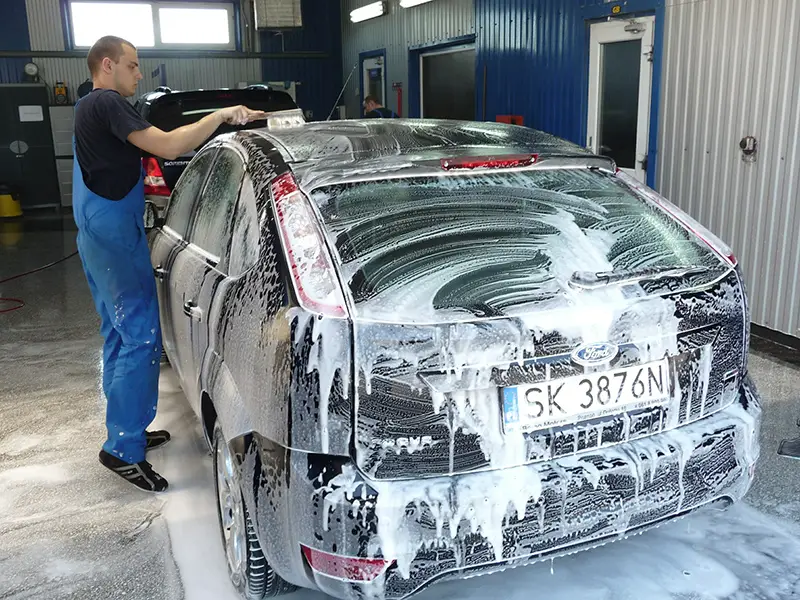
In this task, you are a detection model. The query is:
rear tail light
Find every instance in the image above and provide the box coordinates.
[271,173,347,318]
[301,545,394,582]
[440,154,538,170]
[143,157,170,196]
[616,171,737,267]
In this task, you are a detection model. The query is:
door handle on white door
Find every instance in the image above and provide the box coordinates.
[183,301,202,321]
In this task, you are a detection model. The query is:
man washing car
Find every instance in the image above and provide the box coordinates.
[73,35,266,492]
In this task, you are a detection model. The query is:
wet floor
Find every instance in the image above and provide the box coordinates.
[2,227,800,599]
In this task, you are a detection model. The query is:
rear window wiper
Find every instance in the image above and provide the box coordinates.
[568,265,710,290]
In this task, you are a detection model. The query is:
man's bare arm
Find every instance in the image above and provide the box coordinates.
[128,105,267,160]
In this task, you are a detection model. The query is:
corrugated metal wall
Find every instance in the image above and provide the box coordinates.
[32,57,263,99]
[26,0,64,51]
[657,0,800,337]
[18,0,265,96]
[260,0,343,121]
[340,0,475,119]
[476,0,586,140]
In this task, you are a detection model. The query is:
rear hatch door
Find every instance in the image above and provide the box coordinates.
[309,165,747,479]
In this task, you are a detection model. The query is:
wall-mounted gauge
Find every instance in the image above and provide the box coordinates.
[22,62,41,83]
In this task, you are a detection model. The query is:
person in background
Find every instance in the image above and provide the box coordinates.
[363,95,398,119]
[73,35,266,493]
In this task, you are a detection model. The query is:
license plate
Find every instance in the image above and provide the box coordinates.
[502,359,671,433]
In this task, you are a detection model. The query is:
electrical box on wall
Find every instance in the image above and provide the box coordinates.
[254,0,302,29]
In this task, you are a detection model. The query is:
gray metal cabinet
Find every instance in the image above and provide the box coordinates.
[0,84,60,209]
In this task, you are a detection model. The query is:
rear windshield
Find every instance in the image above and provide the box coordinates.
[146,91,297,131]
[310,169,721,322]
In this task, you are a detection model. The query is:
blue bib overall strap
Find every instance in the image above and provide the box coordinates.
[72,143,161,465]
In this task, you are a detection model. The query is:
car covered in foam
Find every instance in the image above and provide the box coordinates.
[148,116,761,600]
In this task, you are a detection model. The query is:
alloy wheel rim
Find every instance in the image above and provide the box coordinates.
[216,437,246,585]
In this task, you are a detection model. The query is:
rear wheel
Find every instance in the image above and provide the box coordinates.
[212,422,296,599]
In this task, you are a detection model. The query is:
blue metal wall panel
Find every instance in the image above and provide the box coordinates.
[476,0,585,143]
[0,59,27,84]
[476,0,662,152]
[0,0,31,51]
[0,0,31,83]
[260,0,342,121]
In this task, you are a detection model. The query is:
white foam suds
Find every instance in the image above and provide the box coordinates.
[288,309,351,453]
[369,464,544,577]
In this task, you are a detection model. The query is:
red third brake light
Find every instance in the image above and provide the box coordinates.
[143,157,170,196]
[441,153,539,170]
[301,545,394,582]
[271,173,347,318]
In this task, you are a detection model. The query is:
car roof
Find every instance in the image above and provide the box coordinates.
[136,87,296,109]
[245,119,610,190]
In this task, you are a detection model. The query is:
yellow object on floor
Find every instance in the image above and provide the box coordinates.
[0,220,22,247]
[0,191,22,218]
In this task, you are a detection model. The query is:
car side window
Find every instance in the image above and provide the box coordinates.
[228,174,260,277]
[164,149,215,238]
[188,147,245,266]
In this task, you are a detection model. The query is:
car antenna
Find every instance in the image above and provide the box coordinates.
[326,63,358,122]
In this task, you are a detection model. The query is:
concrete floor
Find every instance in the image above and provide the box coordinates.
[2,224,800,599]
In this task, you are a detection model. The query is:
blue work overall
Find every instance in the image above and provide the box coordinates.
[72,149,161,464]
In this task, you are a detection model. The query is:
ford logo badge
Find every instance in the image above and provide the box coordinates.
[571,342,619,367]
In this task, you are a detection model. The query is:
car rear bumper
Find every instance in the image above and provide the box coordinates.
[250,376,761,600]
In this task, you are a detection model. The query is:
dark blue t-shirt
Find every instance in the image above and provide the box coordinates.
[74,89,152,200]
[365,107,398,119]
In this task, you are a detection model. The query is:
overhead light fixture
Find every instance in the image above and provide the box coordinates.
[399,0,434,7]
[350,1,386,23]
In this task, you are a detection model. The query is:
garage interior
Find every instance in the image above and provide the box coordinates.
[1,0,800,599]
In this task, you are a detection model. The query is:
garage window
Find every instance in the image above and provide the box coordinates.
[68,2,236,50]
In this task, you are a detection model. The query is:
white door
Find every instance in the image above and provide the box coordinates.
[587,17,655,182]
[362,56,385,108]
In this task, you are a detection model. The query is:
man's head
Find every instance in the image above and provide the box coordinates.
[363,95,382,113]
[87,36,142,97]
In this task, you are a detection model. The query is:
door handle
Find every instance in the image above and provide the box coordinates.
[153,265,168,281]
[183,301,202,321]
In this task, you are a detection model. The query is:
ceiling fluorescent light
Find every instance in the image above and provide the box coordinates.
[350,1,386,23]
[400,0,434,7]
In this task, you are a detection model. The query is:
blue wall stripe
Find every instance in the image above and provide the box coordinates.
[0,0,32,84]
[0,0,31,52]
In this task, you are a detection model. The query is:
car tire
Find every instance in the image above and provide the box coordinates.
[212,422,296,599]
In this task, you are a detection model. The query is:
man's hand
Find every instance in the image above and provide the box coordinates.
[129,105,270,160]
[216,105,269,126]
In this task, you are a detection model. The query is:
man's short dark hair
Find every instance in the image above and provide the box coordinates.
[363,95,381,106]
[87,35,135,76]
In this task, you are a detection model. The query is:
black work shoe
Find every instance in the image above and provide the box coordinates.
[99,450,169,493]
[146,430,171,451]
[778,437,800,460]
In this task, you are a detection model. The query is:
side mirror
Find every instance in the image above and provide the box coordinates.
[144,202,165,231]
